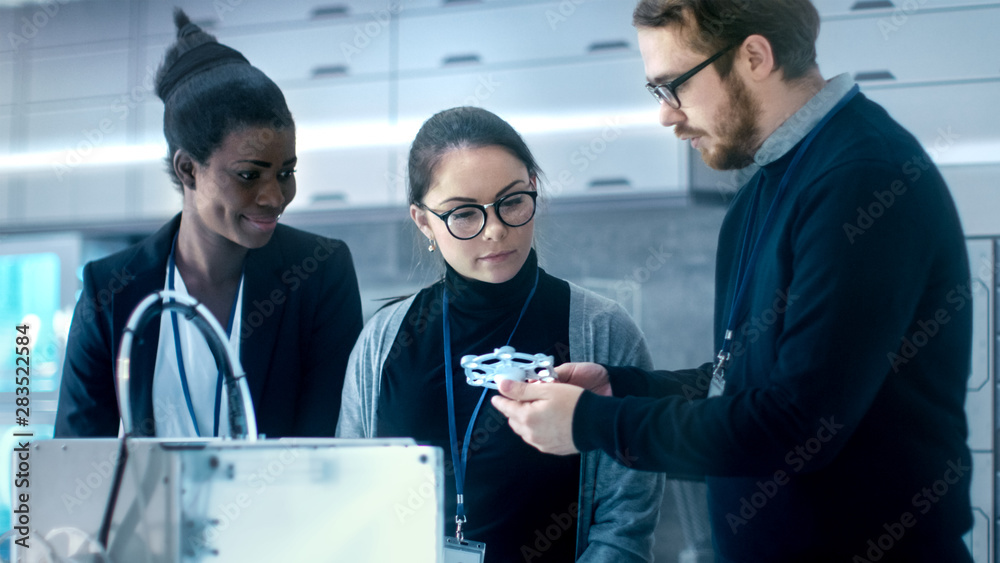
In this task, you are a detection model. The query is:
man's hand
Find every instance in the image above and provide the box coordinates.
[491,379,585,455]
[553,362,612,397]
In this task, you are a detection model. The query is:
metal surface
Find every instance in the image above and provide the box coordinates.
[964,238,995,562]
[13,438,443,562]
[116,290,256,440]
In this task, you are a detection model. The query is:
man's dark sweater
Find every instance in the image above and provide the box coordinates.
[574,88,973,562]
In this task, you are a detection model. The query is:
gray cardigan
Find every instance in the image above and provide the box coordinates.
[337,281,664,561]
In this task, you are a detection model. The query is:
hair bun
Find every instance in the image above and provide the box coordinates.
[155,9,249,102]
[173,8,192,29]
[174,9,201,39]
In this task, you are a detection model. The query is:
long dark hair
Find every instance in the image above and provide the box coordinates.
[407,106,541,205]
[154,10,294,190]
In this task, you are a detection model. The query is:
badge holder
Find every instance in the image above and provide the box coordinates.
[444,536,486,563]
[445,514,485,562]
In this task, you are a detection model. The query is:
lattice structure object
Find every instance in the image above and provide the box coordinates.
[460,345,556,389]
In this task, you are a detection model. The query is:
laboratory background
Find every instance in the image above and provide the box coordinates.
[0,0,997,561]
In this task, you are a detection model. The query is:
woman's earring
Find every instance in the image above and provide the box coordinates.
[428,239,436,252]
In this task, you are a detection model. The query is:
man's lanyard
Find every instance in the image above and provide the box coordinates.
[710,84,860,397]
[441,268,539,540]
[167,233,243,437]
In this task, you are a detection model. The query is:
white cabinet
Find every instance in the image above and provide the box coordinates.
[20,166,130,224]
[144,0,403,35]
[861,80,1000,239]
[292,146,401,207]
[284,81,392,125]
[8,0,132,49]
[28,45,131,103]
[285,80,397,206]
[13,103,138,224]
[941,165,1000,237]
[134,100,167,147]
[397,0,635,72]
[526,127,683,196]
[24,104,130,153]
[0,175,9,224]
[813,0,876,15]
[394,56,674,197]
[862,80,1000,151]
[817,5,1000,82]
[0,106,16,224]
[0,59,17,107]
[394,0,645,122]
[813,0,1000,16]
[815,0,1000,15]
[3,0,997,226]
[136,159,183,219]
[0,109,12,156]
[396,57,649,125]
[0,9,15,55]
[218,22,392,84]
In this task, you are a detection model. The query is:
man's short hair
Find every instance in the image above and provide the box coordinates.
[633,0,820,80]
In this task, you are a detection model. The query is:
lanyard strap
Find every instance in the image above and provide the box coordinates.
[167,233,242,437]
[720,85,860,360]
[442,268,539,531]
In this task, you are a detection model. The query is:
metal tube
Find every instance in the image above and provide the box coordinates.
[115,290,257,440]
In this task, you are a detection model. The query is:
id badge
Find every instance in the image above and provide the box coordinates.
[707,372,726,397]
[444,536,486,563]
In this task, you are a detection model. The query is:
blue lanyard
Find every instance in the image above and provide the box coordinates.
[442,268,539,531]
[714,85,860,382]
[167,233,242,437]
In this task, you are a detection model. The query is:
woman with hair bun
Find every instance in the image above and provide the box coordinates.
[338,106,662,562]
[55,10,363,438]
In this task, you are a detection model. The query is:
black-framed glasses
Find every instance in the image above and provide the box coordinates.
[420,190,538,240]
[645,43,739,109]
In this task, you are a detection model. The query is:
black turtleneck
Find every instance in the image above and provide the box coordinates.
[378,250,579,562]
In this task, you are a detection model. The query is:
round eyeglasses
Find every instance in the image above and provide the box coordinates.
[420,190,538,240]
[645,43,739,109]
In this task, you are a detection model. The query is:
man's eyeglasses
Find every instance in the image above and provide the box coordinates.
[645,43,739,109]
[420,190,538,240]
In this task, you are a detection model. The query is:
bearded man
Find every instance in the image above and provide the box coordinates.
[494,0,974,561]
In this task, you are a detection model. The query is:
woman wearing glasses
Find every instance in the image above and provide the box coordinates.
[337,107,662,562]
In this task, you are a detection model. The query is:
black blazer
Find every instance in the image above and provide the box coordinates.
[54,214,364,438]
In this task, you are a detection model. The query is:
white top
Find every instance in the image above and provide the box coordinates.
[152,261,244,437]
